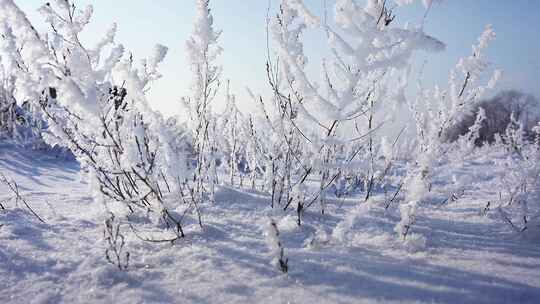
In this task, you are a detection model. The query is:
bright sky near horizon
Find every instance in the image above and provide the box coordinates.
[15,0,540,117]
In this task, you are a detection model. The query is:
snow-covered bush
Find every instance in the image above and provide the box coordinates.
[332,199,373,243]
[0,0,190,242]
[0,57,45,146]
[490,119,540,237]
[398,24,501,240]
[257,0,444,225]
[0,65,16,138]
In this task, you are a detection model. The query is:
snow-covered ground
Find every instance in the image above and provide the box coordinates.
[1,142,540,304]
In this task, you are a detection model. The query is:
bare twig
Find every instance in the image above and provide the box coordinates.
[0,172,46,223]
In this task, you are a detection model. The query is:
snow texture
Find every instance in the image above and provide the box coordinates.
[2,142,540,304]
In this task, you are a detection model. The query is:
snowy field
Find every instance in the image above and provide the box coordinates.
[2,142,540,304]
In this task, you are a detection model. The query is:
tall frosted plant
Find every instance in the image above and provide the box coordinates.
[182,0,223,205]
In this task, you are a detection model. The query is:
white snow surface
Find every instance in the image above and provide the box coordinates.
[1,142,540,304]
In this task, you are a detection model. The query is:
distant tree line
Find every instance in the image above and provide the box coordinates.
[445,90,540,145]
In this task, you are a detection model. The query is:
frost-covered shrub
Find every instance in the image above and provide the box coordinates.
[0,62,45,146]
[394,200,419,239]
[332,199,373,243]
[0,67,16,138]
[491,119,540,236]
[253,0,445,225]
[445,90,540,145]
[0,0,190,242]
[399,23,501,241]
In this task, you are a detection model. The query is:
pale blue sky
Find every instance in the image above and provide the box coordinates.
[16,0,540,116]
